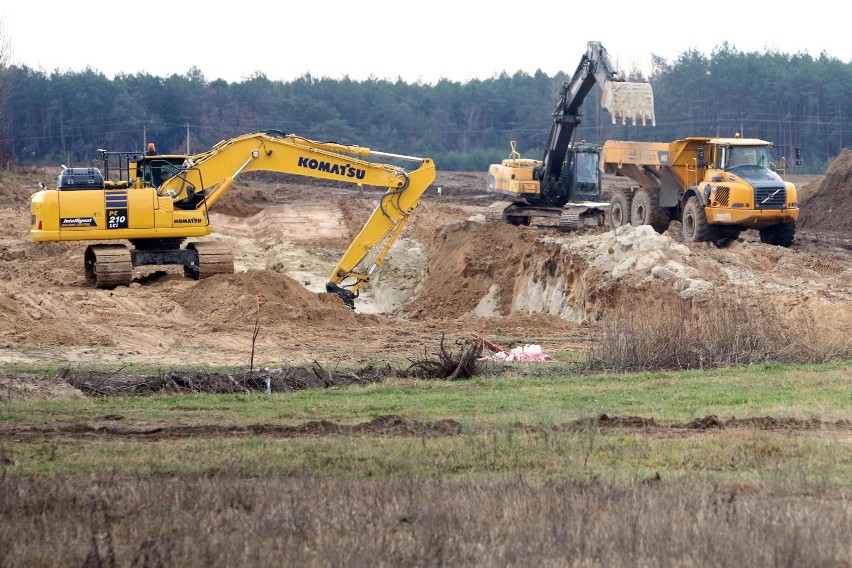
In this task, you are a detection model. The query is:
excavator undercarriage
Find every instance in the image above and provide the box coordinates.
[83,240,235,288]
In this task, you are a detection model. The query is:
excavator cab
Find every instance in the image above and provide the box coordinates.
[545,142,602,204]
[566,144,601,201]
[98,149,188,189]
[134,156,188,188]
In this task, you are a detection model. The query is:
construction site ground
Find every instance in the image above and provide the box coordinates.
[4,156,852,568]
[1,153,851,399]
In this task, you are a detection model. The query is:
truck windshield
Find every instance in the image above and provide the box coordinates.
[725,146,771,170]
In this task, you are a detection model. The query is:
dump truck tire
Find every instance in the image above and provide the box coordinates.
[609,190,632,229]
[713,226,742,248]
[682,196,716,243]
[759,223,796,247]
[630,188,670,233]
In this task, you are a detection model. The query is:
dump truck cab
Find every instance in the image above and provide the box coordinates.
[699,137,798,229]
[721,142,774,170]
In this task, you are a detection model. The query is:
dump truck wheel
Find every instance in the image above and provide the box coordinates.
[682,196,716,243]
[713,227,742,248]
[759,223,796,247]
[609,190,632,229]
[631,188,671,233]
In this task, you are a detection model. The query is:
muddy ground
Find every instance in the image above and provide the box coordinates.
[1,410,850,443]
[0,155,851,407]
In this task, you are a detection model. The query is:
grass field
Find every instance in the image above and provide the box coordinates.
[1,361,850,566]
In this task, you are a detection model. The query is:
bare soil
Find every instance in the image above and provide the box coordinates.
[0,162,850,402]
[1,411,849,444]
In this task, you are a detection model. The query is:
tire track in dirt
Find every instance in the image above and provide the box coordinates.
[2,414,849,443]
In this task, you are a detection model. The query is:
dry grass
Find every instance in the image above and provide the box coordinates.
[590,294,852,371]
[1,474,848,567]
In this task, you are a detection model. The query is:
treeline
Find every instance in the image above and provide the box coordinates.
[0,43,848,173]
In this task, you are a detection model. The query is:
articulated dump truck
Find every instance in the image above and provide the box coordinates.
[601,136,802,246]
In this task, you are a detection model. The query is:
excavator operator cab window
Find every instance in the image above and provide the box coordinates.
[139,157,186,188]
[574,151,599,184]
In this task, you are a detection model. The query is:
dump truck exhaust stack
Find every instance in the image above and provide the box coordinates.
[601,81,655,126]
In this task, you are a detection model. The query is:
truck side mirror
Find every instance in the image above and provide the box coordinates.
[794,147,803,167]
[696,147,707,167]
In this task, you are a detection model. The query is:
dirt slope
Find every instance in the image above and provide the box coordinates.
[798,148,852,233]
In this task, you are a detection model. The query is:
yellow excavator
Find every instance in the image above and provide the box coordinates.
[29,130,436,308]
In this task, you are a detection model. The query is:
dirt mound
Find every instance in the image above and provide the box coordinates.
[0,373,86,402]
[338,195,377,240]
[0,179,32,206]
[0,288,116,347]
[797,149,852,233]
[215,187,275,217]
[401,220,541,319]
[402,219,714,323]
[404,201,475,242]
[179,269,366,326]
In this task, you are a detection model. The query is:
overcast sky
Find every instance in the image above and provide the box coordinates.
[2,1,848,84]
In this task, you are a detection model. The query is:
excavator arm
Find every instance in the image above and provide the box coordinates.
[158,130,436,308]
[538,41,655,200]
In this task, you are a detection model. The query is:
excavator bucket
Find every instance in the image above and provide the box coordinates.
[601,81,656,126]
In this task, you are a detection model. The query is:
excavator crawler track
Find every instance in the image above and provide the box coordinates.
[558,205,607,232]
[485,201,516,222]
[85,244,133,288]
[184,242,235,280]
[558,211,581,232]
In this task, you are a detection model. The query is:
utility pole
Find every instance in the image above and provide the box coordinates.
[186,121,190,154]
